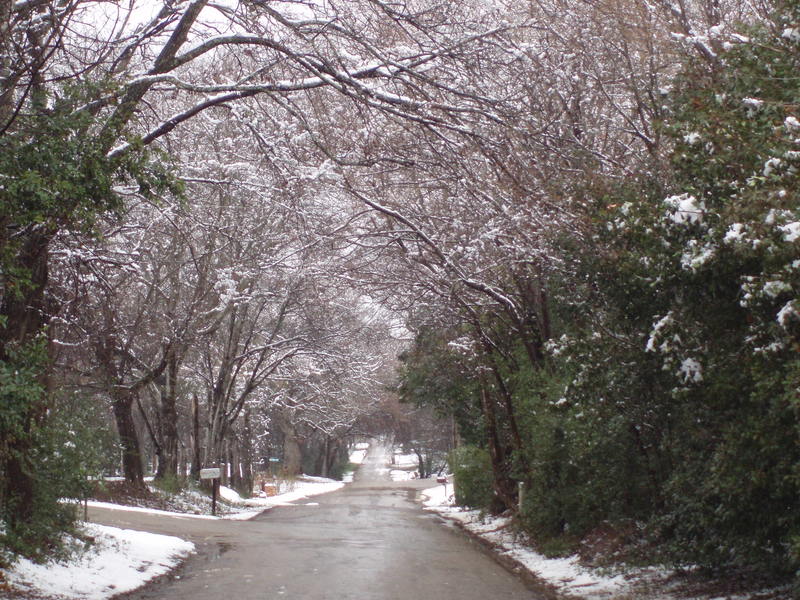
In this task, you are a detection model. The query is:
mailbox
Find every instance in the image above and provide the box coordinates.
[436,476,448,484]
[200,468,221,480]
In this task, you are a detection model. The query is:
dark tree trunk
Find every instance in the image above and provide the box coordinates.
[113,392,145,488]
[240,408,253,495]
[229,442,241,490]
[0,229,52,353]
[1,444,36,525]
[191,393,202,479]
[0,230,53,525]
[479,385,516,511]
[137,396,162,479]
[280,418,303,477]
[155,356,179,481]
[241,452,252,496]
[415,450,427,479]
[322,437,340,479]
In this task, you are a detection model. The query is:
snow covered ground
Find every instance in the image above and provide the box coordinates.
[392,450,419,468]
[238,475,344,509]
[1,474,349,599]
[387,449,424,481]
[419,483,634,599]
[4,524,194,600]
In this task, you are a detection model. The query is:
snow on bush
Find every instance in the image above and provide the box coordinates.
[664,194,705,225]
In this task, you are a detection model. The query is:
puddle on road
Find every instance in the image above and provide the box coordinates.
[207,541,232,561]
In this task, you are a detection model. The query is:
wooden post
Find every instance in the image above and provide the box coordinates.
[212,478,218,516]
[200,467,222,516]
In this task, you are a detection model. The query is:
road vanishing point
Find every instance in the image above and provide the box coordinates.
[89,445,540,599]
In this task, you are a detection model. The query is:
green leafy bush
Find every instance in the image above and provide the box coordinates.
[448,445,493,509]
[0,341,115,565]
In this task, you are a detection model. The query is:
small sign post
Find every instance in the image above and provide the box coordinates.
[200,468,222,516]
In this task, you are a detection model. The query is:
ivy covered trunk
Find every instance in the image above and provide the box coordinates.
[0,230,52,350]
[0,229,52,528]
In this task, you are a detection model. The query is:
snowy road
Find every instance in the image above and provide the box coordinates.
[89,445,538,599]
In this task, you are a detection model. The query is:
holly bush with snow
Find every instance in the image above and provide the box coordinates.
[401,0,800,581]
[540,3,800,573]
[0,86,178,567]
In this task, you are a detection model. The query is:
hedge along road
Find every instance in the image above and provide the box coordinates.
[88,445,539,600]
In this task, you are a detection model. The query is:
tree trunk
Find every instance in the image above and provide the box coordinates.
[241,409,253,495]
[155,355,179,481]
[479,384,516,511]
[0,230,54,521]
[136,396,162,479]
[280,418,303,477]
[241,451,253,497]
[0,230,51,358]
[220,439,229,487]
[1,443,36,526]
[228,441,241,490]
[320,437,330,478]
[191,393,202,479]
[113,392,145,488]
[415,450,427,478]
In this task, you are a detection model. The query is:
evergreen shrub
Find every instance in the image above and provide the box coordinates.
[448,445,493,509]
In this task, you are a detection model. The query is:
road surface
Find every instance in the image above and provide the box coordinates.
[89,445,539,599]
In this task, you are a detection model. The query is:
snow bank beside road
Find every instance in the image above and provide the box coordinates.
[83,475,345,521]
[419,485,629,599]
[4,523,194,600]
[2,475,347,599]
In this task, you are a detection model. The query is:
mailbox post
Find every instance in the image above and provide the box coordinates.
[200,468,222,516]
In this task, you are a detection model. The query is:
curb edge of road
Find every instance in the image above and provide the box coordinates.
[110,542,212,600]
[430,512,578,600]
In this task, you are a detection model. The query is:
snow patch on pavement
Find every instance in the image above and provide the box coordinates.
[4,523,194,600]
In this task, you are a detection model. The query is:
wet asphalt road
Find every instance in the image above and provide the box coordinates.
[89,445,538,599]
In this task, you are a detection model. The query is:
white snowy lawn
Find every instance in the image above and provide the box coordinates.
[1,474,349,599]
[238,475,344,509]
[419,484,632,599]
